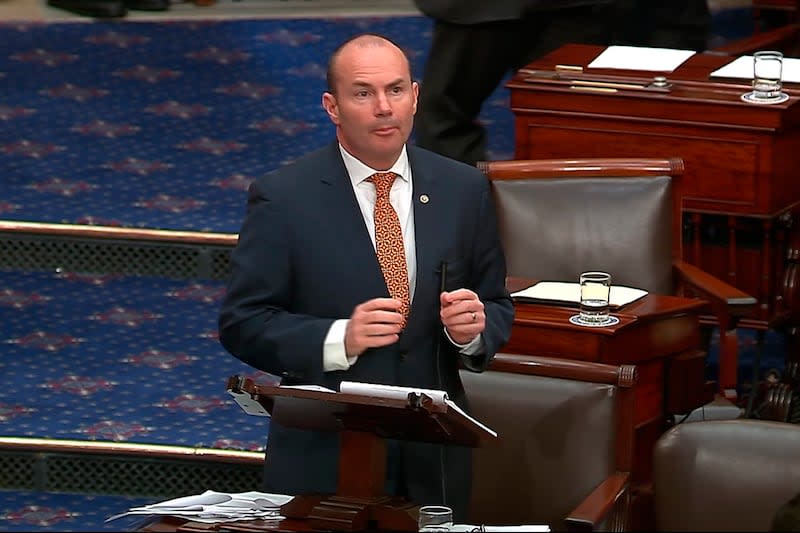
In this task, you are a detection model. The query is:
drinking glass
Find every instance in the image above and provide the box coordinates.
[753,50,784,100]
[579,271,611,323]
[418,505,453,532]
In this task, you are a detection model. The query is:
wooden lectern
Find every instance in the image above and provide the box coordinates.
[225,376,496,532]
[504,43,800,394]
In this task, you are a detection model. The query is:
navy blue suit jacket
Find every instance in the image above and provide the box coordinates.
[218,141,514,517]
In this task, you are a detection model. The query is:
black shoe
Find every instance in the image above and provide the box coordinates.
[47,0,126,18]
[124,0,169,10]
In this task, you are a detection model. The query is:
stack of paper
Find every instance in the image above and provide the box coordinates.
[106,489,293,524]
[450,525,550,532]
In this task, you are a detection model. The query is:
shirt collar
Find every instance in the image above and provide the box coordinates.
[338,144,410,187]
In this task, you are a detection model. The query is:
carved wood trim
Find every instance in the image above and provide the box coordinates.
[489,353,638,388]
[477,157,684,179]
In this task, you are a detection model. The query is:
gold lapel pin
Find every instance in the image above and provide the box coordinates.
[420,194,429,204]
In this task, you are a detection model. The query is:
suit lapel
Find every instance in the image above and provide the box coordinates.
[317,143,388,298]
[407,150,441,324]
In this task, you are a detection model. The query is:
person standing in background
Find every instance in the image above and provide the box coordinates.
[413,0,712,166]
[218,33,514,521]
[610,0,712,53]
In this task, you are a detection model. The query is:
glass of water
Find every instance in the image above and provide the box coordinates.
[418,505,453,532]
[752,50,784,100]
[579,271,611,324]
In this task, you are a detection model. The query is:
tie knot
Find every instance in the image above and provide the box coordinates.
[367,172,398,198]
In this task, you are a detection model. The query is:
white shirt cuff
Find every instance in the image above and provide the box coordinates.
[443,327,485,356]
[323,319,357,372]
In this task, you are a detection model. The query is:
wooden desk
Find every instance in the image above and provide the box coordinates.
[504,278,708,496]
[506,43,800,379]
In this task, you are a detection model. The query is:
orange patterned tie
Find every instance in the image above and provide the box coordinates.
[367,171,410,322]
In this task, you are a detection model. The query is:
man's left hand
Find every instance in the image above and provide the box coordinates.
[440,288,484,345]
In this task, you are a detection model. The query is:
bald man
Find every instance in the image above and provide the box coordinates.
[218,33,514,519]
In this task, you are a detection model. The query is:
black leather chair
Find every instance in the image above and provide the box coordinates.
[461,353,638,532]
[479,157,757,404]
[653,419,800,531]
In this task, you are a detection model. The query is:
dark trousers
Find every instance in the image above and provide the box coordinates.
[414,1,711,166]
[610,0,712,51]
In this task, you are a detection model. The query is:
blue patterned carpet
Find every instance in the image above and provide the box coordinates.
[0,17,515,233]
[0,269,273,449]
[0,490,153,532]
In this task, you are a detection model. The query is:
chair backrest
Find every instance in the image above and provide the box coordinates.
[461,353,637,530]
[653,419,800,531]
[479,158,684,295]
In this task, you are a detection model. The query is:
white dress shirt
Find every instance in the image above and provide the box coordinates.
[322,144,481,372]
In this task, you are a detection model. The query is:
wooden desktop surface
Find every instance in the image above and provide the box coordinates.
[506,275,708,381]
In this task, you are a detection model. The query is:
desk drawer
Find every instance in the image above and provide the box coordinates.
[502,324,602,361]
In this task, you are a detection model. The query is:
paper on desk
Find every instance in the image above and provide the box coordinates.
[510,281,647,309]
[450,525,550,532]
[105,489,293,524]
[710,54,800,83]
[587,45,695,72]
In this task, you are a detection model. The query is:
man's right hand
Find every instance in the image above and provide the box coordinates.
[344,297,405,357]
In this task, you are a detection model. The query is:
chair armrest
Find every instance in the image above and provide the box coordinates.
[673,259,757,330]
[563,471,630,532]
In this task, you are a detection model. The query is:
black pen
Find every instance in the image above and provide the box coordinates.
[435,260,447,388]
[436,259,448,504]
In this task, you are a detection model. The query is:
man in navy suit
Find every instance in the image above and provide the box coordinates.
[218,33,515,520]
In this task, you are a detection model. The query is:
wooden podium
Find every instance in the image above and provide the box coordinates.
[504,43,800,380]
[224,376,496,532]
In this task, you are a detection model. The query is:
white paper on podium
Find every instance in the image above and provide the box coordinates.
[340,381,448,403]
[587,45,696,72]
[339,381,498,438]
[710,54,800,83]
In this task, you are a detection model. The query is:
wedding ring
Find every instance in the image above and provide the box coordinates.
[471,312,477,322]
